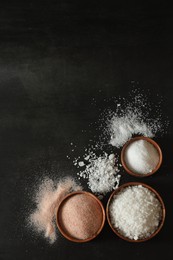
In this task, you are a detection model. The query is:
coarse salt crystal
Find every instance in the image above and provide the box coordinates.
[109,185,162,240]
[84,155,90,161]
[109,154,115,160]
[75,152,120,195]
[78,161,85,167]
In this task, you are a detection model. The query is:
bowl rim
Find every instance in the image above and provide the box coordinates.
[121,136,163,177]
[106,182,166,242]
[56,190,106,243]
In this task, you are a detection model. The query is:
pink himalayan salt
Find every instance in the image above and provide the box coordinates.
[29,177,82,243]
[59,193,103,240]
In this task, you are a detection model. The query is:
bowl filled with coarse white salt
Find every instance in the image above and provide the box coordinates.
[121,136,162,177]
[56,191,105,243]
[106,182,165,242]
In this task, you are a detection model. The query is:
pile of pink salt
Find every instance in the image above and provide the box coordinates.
[29,177,82,243]
[58,193,103,240]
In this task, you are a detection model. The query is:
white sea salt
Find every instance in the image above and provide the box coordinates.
[109,111,155,148]
[109,185,162,240]
[124,139,160,174]
[105,91,166,148]
[76,152,121,195]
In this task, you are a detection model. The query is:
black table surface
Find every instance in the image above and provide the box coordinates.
[1,2,173,260]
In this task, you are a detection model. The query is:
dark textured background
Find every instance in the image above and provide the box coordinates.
[0,2,173,259]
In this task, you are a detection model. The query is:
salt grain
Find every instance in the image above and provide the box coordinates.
[84,155,90,161]
[78,161,85,167]
[109,185,162,240]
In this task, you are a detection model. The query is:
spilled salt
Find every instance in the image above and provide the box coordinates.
[78,161,85,167]
[76,152,121,195]
[29,177,82,243]
[124,139,160,174]
[104,91,167,148]
[109,111,155,148]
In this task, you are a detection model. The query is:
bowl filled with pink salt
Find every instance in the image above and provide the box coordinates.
[106,182,165,242]
[121,136,162,177]
[56,191,105,242]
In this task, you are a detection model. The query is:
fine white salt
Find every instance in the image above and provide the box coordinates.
[109,111,154,148]
[77,152,121,195]
[105,91,167,148]
[124,139,160,174]
[109,185,162,240]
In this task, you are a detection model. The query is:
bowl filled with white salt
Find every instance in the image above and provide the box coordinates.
[121,136,162,177]
[106,182,165,242]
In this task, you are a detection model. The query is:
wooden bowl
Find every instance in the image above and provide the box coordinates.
[56,191,105,243]
[121,136,162,177]
[106,182,166,242]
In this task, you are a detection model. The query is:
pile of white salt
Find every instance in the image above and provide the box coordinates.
[76,152,121,195]
[109,111,155,148]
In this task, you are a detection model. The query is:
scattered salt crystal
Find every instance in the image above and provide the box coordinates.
[109,112,155,148]
[113,174,121,189]
[75,152,120,195]
[84,155,90,161]
[78,161,85,167]
[109,185,162,240]
[104,91,167,148]
[109,154,115,160]
[124,139,159,174]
